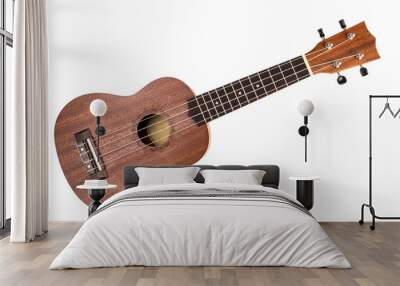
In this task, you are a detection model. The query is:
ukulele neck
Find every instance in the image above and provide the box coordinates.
[188,55,311,124]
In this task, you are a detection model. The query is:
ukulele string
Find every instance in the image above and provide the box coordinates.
[311,64,330,74]
[98,57,310,143]
[98,71,312,168]
[310,53,360,69]
[94,34,354,142]
[83,52,360,173]
[98,53,360,167]
[81,53,352,175]
[306,37,352,62]
[97,60,310,149]
[104,43,353,146]
[304,46,329,57]
[98,66,311,157]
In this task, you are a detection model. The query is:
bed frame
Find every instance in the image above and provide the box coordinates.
[123,165,280,189]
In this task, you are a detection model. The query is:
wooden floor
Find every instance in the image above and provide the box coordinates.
[0,222,399,286]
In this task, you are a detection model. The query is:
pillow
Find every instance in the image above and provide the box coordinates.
[200,169,266,185]
[135,167,200,186]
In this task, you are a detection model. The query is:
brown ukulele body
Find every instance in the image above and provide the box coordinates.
[55,77,209,205]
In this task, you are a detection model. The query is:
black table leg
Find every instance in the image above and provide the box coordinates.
[296,180,314,210]
[88,189,105,216]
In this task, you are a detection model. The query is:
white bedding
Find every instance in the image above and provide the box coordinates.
[50,183,351,269]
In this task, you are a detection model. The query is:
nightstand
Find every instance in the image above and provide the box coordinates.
[77,180,117,216]
[289,176,320,210]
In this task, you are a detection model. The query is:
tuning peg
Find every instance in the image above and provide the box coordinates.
[360,66,368,76]
[337,73,347,85]
[339,19,347,30]
[318,28,325,39]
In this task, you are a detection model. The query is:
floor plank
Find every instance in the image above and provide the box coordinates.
[0,222,399,286]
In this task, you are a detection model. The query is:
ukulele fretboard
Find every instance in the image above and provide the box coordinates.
[188,55,310,124]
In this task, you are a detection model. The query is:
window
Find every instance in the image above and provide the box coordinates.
[0,0,14,233]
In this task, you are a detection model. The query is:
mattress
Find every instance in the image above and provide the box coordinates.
[50,183,350,269]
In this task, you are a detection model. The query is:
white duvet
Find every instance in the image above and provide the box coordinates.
[50,183,350,269]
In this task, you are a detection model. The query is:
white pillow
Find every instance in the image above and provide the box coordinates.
[135,167,200,186]
[200,169,266,185]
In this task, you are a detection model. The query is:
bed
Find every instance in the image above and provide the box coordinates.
[50,165,350,269]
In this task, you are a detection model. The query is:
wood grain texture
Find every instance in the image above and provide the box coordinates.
[54,77,210,205]
[1,222,399,286]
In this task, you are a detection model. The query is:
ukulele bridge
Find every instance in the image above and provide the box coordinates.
[74,129,107,179]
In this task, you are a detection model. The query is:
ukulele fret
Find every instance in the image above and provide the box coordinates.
[229,83,242,108]
[270,66,287,90]
[194,95,212,123]
[238,79,250,104]
[265,69,279,92]
[203,92,218,119]
[188,55,310,124]
[232,81,248,107]
[278,65,289,86]
[217,87,233,113]
[224,84,240,110]
[188,96,207,123]
[282,60,299,85]
[249,74,266,100]
[242,76,258,102]
[254,73,268,98]
[209,90,225,115]
[193,95,207,122]
[292,57,310,79]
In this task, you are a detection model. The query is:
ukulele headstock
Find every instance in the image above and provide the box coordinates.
[305,21,380,77]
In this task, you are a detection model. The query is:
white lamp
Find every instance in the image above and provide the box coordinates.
[90,99,107,117]
[297,100,315,162]
[89,99,108,152]
[297,99,314,117]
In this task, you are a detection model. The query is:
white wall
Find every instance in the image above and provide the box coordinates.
[47,0,400,221]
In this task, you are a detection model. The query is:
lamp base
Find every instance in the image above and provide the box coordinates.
[298,126,309,136]
[88,189,106,216]
[96,125,106,136]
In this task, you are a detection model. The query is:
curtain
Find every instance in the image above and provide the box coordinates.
[9,0,48,242]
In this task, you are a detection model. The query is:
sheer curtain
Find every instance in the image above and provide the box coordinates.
[9,0,48,242]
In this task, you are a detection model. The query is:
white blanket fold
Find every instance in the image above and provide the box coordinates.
[50,183,350,269]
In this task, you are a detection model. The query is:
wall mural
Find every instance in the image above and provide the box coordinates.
[54,21,380,205]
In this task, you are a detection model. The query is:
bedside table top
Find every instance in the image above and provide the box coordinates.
[77,179,117,190]
[289,176,320,181]
[77,184,117,190]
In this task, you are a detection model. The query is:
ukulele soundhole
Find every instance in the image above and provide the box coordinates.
[137,114,171,147]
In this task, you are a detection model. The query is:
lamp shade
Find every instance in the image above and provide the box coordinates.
[297,99,314,116]
[90,99,107,117]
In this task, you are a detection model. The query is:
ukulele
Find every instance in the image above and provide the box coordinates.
[55,20,380,205]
